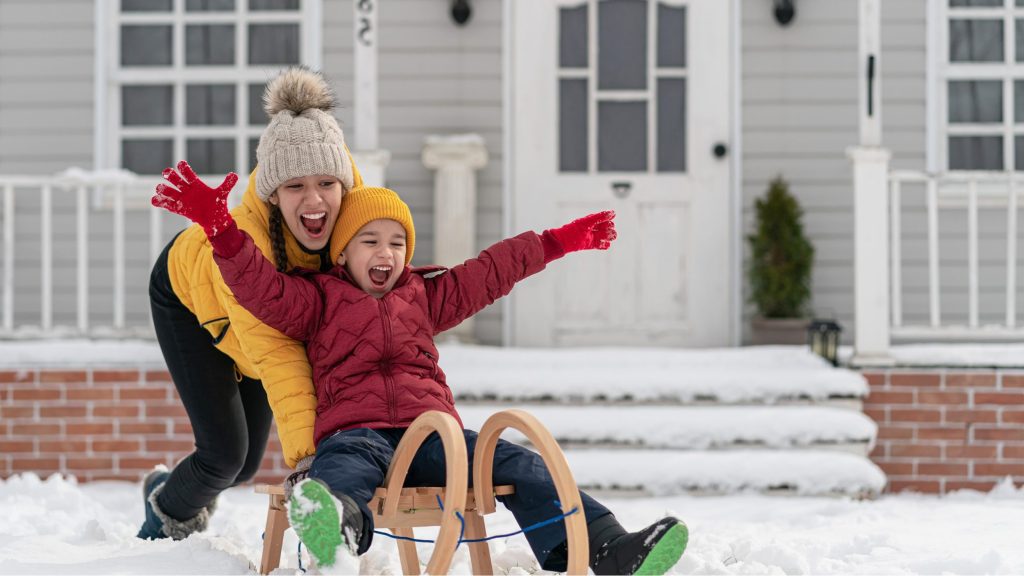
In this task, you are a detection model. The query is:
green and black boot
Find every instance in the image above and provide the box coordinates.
[287,478,362,570]
[591,516,689,575]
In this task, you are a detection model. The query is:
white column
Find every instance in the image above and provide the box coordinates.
[352,0,389,187]
[849,146,893,365]
[422,135,489,343]
[354,0,378,151]
[858,0,882,147]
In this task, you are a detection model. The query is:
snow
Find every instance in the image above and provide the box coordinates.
[2,473,1023,575]
[440,344,868,402]
[458,405,877,451]
[0,341,867,402]
[851,343,1024,368]
[567,450,885,496]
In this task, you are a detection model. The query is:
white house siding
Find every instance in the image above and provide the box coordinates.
[742,0,859,342]
[0,1,157,331]
[742,0,937,342]
[323,0,505,344]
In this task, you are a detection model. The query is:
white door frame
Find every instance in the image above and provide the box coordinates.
[500,0,741,347]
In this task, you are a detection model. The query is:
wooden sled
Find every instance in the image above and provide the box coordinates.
[256,409,588,575]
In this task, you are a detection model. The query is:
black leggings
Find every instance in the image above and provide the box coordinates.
[149,236,274,520]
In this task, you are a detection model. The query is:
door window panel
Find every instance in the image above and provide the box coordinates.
[599,101,647,172]
[598,0,647,90]
[559,4,588,69]
[559,79,589,172]
[557,0,687,174]
[657,78,686,172]
[657,3,686,69]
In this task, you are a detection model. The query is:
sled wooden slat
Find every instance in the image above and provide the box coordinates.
[256,410,586,575]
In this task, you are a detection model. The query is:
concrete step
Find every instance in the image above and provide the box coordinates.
[441,344,868,405]
[561,449,886,497]
[459,405,877,455]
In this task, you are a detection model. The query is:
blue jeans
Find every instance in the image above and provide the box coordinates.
[310,427,613,570]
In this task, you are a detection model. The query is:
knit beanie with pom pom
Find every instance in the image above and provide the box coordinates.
[255,67,355,202]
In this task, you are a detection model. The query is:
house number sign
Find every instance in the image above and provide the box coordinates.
[357,0,375,47]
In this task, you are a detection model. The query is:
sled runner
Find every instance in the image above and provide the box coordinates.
[256,409,588,575]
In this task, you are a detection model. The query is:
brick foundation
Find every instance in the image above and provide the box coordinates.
[862,368,1024,494]
[4,364,1023,494]
[0,368,289,483]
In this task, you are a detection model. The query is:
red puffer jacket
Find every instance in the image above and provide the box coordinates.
[215,230,546,446]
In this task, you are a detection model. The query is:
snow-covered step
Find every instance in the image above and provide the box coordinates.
[459,405,877,455]
[563,449,886,497]
[441,344,868,405]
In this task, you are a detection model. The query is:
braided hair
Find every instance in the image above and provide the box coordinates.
[268,204,289,273]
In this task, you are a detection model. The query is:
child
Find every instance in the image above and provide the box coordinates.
[152,169,688,575]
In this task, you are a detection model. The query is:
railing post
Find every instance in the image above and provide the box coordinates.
[848,146,893,365]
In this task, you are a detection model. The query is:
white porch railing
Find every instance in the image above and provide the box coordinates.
[851,145,1024,363]
[0,172,170,339]
[888,170,1024,342]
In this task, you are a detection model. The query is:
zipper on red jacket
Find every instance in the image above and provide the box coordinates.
[378,298,397,425]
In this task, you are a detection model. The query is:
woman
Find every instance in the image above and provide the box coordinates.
[138,67,361,539]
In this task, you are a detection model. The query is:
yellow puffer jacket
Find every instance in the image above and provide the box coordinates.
[166,159,363,468]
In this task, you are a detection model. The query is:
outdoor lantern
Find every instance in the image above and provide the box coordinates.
[450,0,471,26]
[773,0,796,26]
[808,319,842,367]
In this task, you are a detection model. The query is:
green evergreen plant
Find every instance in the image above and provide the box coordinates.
[747,176,814,318]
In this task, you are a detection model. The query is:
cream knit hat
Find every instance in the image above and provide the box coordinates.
[255,67,355,202]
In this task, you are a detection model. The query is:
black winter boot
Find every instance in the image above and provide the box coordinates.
[136,466,216,540]
[590,516,689,575]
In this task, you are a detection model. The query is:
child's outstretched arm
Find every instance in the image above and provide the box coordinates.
[152,161,323,341]
[426,210,617,332]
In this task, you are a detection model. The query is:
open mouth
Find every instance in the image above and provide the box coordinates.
[300,212,327,236]
[368,265,392,288]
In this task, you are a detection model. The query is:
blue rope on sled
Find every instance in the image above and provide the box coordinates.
[269,496,578,571]
[373,495,579,548]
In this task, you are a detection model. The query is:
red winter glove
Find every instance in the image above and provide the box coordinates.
[541,210,617,263]
[152,161,242,256]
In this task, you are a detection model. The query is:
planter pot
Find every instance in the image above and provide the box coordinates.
[749,316,810,345]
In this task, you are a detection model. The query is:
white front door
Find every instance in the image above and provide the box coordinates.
[508,0,734,347]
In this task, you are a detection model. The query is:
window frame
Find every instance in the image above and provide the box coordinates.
[95,0,322,208]
[934,0,1023,172]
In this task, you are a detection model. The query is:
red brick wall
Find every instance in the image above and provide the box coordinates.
[862,369,1024,494]
[0,368,290,483]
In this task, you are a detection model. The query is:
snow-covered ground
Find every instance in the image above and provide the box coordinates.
[2,473,1023,575]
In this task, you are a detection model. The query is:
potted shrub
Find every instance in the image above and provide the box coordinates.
[747,176,814,344]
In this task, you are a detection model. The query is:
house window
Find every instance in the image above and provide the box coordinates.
[941,0,1024,170]
[109,0,315,182]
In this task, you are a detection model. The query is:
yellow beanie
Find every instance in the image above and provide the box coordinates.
[334,186,415,265]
